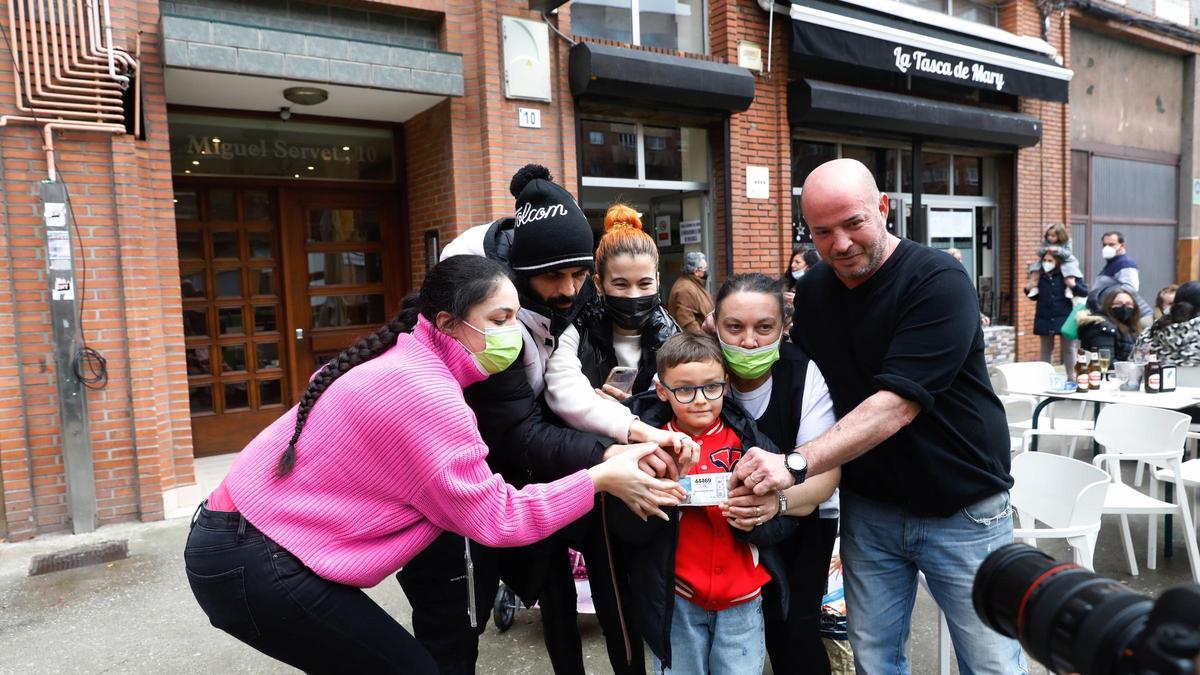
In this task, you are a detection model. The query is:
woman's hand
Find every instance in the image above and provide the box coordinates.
[589,443,685,521]
[629,423,701,477]
[596,384,632,402]
[721,489,780,532]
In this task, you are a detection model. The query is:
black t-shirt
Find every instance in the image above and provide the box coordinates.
[791,239,1013,517]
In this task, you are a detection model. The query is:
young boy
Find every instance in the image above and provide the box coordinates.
[609,332,793,674]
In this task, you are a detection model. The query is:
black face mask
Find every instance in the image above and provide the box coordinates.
[1112,306,1135,323]
[605,292,660,331]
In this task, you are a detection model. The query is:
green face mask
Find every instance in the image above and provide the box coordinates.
[719,335,782,379]
[463,321,523,375]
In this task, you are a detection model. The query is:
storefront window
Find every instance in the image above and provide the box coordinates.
[644,126,682,181]
[572,0,706,53]
[792,141,836,188]
[954,156,983,196]
[581,119,639,179]
[921,153,951,195]
[581,120,707,183]
[842,145,897,192]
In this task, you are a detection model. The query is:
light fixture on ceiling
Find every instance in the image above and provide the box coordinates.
[283,86,329,106]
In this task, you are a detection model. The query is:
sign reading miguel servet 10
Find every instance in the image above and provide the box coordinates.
[168,113,395,182]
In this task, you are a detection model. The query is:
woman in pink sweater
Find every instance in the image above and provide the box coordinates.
[185,255,681,673]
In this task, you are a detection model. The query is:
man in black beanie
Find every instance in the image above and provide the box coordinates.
[400,164,660,675]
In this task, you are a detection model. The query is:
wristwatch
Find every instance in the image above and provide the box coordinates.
[785,451,809,486]
[775,490,788,517]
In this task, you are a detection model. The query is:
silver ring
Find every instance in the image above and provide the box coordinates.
[756,506,762,517]
[756,516,763,526]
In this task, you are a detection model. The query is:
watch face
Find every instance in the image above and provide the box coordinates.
[787,453,807,472]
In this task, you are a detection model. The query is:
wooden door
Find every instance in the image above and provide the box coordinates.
[176,186,291,457]
[280,190,405,400]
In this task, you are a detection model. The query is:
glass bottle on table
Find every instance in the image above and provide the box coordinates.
[1145,353,1161,393]
[1075,350,1090,392]
[1088,351,1103,389]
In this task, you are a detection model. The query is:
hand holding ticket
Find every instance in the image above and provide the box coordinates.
[679,472,731,506]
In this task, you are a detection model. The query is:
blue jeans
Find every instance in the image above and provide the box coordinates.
[654,595,765,675]
[840,490,1025,675]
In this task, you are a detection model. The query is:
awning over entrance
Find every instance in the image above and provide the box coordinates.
[569,42,755,114]
[790,79,1043,147]
[788,0,1072,102]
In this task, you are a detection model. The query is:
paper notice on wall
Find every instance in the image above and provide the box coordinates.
[52,277,74,301]
[680,220,702,245]
[746,166,770,200]
[47,230,72,270]
[44,203,66,228]
[655,214,671,248]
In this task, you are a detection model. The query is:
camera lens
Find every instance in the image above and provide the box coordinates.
[974,544,1153,675]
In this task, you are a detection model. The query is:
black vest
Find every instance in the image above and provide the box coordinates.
[753,342,811,454]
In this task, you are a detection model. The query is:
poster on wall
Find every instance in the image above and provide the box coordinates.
[655,215,671,247]
[680,220,702,244]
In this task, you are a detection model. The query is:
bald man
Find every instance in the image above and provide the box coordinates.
[731,159,1021,674]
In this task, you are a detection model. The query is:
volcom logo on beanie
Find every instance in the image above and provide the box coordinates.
[515,202,569,228]
[507,164,595,276]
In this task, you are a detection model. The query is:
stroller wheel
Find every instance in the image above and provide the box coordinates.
[493,584,517,632]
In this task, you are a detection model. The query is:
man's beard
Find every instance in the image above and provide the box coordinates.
[836,232,888,281]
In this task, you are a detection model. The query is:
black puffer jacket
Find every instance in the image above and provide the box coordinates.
[573,291,679,393]
[607,392,796,668]
[1076,309,1135,362]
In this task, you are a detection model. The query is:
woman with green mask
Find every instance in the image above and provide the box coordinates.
[184,255,682,672]
[712,272,842,675]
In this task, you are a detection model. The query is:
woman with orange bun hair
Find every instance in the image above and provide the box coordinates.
[545,204,692,452]
[542,203,697,675]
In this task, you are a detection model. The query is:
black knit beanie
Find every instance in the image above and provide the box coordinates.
[507,164,594,277]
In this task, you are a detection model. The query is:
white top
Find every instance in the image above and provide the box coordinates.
[729,362,840,519]
[544,324,642,442]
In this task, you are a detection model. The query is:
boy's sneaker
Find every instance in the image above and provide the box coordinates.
[1025,287,1038,298]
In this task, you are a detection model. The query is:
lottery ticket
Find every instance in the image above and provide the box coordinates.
[679,472,730,507]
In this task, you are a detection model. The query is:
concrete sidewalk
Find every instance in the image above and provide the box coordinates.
[2,492,1196,673]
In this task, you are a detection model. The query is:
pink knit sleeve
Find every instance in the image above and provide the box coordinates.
[413,444,596,548]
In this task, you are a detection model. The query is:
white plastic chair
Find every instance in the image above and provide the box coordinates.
[994,362,1093,457]
[1010,452,1110,569]
[1039,404,1200,583]
[1150,431,1200,540]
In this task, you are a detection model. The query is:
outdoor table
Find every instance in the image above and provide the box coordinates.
[1005,384,1200,453]
[1006,382,1200,557]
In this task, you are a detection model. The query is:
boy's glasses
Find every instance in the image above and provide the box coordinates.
[662,380,726,404]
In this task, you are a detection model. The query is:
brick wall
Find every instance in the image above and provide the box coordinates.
[0,0,188,539]
[1005,3,1073,363]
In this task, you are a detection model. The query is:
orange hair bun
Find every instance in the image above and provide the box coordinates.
[604,203,642,233]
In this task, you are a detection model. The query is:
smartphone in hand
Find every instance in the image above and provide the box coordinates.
[604,366,638,394]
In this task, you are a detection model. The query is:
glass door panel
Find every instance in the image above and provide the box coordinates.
[176,186,289,457]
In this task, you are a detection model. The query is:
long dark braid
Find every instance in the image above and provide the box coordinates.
[275,254,512,477]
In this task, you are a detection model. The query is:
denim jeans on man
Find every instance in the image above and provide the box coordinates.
[840,490,1026,675]
[184,504,437,673]
[653,595,765,675]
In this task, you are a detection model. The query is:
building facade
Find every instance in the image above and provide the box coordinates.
[0,0,1196,539]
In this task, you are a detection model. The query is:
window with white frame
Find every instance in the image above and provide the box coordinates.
[896,0,998,27]
[571,0,707,54]
[580,118,708,186]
